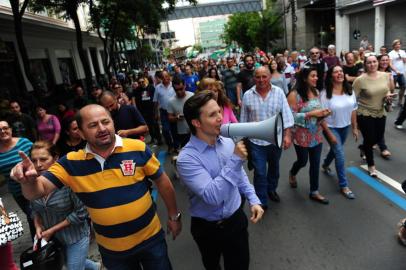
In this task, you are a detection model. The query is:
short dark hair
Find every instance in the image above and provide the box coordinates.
[172,75,184,87]
[244,54,254,63]
[183,91,217,135]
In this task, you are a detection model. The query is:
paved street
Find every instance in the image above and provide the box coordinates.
[2,106,406,270]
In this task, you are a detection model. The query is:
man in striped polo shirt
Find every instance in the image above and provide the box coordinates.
[11,104,181,270]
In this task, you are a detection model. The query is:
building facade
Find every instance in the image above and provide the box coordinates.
[336,0,406,54]
[199,18,227,50]
[0,1,105,102]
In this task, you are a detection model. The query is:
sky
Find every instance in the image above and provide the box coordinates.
[168,0,232,47]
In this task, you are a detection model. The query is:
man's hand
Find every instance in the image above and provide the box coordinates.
[283,130,292,150]
[10,151,38,184]
[234,141,248,160]
[117,130,129,137]
[250,204,264,223]
[167,220,182,240]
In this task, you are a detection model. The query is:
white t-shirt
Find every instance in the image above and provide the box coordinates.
[320,90,357,128]
[283,63,295,85]
[298,55,308,68]
[389,49,406,75]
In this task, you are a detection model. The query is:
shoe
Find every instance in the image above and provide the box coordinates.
[309,193,329,205]
[341,187,355,199]
[289,173,297,188]
[268,191,280,202]
[359,148,366,160]
[398,229,406,246]
[395,124,404,130]
[322,164,334,176]
[368,166,378,178]
[397,218,406,229]
[372,144,378,150]
[380,149,391,159]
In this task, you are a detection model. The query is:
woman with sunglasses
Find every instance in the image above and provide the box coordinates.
[353,54,396,177]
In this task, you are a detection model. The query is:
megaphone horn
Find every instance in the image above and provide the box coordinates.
[220,113,284,148]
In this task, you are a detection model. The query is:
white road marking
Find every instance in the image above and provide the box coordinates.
[360,165,404,193]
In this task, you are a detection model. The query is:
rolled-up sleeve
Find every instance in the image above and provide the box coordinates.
[280,92,294,128]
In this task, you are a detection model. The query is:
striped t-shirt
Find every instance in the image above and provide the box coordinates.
[0,137,32,196]
[43,137,164,257]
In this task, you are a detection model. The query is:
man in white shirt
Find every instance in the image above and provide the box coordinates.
[388,39,406,106]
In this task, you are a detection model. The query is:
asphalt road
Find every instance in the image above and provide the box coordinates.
[3,105,406,270]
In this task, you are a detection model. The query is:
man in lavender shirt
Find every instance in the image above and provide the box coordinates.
[177,91,264,270]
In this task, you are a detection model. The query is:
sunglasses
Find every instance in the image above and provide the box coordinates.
[0,127,10,132]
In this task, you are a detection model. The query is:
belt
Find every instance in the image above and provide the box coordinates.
[192,208,242,228]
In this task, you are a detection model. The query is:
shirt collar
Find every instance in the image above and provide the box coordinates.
[189,135,223,153]
[84,134,123,158]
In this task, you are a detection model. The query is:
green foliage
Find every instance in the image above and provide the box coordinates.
[192,44,203,53]
[223,1,283,52]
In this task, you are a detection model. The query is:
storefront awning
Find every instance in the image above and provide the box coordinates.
[373,0,397,6]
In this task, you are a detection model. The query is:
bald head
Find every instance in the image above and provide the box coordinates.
[255,66,271,77]
[75,104,112,130]
[254,66,272,91]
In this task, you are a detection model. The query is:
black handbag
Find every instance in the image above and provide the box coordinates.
[20,239,64,270]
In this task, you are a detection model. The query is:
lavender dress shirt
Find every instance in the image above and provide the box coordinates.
[177,135,261,221]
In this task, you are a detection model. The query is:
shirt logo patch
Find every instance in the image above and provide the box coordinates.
[120,160,136,176]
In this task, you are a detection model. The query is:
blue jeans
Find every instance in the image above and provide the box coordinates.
[101,239,172,270]
[249,142,282,206]
[323,126,350,188]
[290,143,323,194]
[65,235,98,270]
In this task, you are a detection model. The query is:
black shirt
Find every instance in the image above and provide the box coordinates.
[343,63,363,77]
[132,85,155,121]
[112,105,146,139]
[7,113,37,142]
[237,69,255,93]
[57,139,87,157]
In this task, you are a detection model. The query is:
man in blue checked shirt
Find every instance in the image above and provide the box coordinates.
[240,66,294,208]
[177,91,264,270]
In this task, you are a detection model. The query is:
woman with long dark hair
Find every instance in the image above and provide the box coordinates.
[269,59,289,95]
[287,67,336,204]
[353,54,396,177]
[320,65,358,199]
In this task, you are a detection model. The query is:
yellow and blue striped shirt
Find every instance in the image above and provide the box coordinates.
[43,136,163,257]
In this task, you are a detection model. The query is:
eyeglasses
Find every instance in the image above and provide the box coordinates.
[0,127,10,132]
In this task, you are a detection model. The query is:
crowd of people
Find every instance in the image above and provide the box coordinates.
[0,37,406,270]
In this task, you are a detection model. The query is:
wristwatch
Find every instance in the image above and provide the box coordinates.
[169,212,181,222]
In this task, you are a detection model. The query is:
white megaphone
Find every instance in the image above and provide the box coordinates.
[220,113,284,148]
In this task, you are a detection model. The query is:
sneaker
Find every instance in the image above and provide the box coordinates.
[395,124,404,130]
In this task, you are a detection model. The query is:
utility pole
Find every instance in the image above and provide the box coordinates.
[290,0,296,50]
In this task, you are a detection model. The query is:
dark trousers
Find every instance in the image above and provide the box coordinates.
[176,133,190,148]
[395,99,406,125]
[159,109,178,150]
[145,116,162,144]
[290,143,323,193]
[357,115,386,166]
[101,238,172,270]
[191,208,249,270]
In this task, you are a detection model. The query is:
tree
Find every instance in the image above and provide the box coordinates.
[30,0,94,91]
[223,1,283,52]
[9,0,41,95]
[89,0,197,77]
